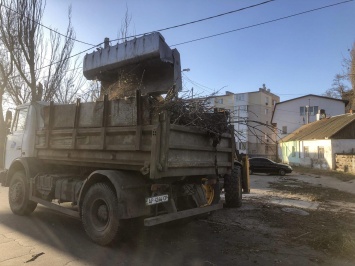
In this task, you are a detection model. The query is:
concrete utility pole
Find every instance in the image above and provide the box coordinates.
[307,99,310,124]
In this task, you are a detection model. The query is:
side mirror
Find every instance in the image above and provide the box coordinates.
[5,110,12,133]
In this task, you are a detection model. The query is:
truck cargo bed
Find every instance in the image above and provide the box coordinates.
[35,98,234,179]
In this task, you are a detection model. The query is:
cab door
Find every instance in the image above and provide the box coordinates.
[4,107,29,169]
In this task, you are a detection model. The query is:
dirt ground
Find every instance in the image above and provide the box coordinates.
[202,172,355,265]
[110,171,355,265]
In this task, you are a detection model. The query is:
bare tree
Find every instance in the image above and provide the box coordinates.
[324,74,350,99]
[0,0,86,166]
[325,42,355,111]
[41,6,81,103]
[0,43,14,168]
[0,0,45,101]
[345,42,355,92]
[0,0,83,104]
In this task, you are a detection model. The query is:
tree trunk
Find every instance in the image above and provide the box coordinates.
[0,93,5,169]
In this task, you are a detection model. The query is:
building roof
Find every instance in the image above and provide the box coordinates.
[275,94,348,106]
[281,113,355,142]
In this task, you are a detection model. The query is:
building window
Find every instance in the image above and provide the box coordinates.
[292,146,295,157]
[235,94,244,101]
[265,109,269,115]
[304,146,309,157]
[238,142,246,150]
[282,126,287,134]
[215,98,223,104]
[238,105,248,112]
[265,145,269,154]
[318,146,324,159]
[265,97,269,105]
[310,106,319,115]
[272,100,276,106]
[300,106,319,116]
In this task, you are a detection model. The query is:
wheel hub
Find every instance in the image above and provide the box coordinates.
[202,184,214,205]
[97,204,108,222]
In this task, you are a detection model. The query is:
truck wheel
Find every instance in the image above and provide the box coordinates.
[202,181,220,205]
[81,183,120,246]
[8,171,37,215]
[224,166,242,208]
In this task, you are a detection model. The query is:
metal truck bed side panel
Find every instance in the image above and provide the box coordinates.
[36,101,234,179]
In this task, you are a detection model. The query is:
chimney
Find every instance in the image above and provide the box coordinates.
[104,37,110,49]
[316,109,326,120]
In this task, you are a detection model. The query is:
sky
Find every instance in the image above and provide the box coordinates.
[42,0,355,102]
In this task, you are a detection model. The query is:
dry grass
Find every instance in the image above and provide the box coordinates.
[292,165,355,182]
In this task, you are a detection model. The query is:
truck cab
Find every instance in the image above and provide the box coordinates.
[3,102,47,170]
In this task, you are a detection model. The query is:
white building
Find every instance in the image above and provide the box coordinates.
[208,86,280,158]
[271,94,347,140]
[279,113,355,170]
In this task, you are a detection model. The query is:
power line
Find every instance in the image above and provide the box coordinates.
[183,73,215,92]
[8,44,101,80]
[0,3,96,46]
[7,0,353,82]
[171,0,354,46]
[109,0,276,43]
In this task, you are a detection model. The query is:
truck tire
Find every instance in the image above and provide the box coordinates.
[8,171,37,215]
[81,183,120,246]
[224,166,242,208]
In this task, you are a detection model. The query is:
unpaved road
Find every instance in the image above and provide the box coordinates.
[1,172,355,265]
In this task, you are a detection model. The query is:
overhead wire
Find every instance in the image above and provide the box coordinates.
[0,2,96,46]
[171,0,354,46]
[5,0,354,81]
[109,0,276,43]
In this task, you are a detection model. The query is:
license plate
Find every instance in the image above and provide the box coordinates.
[145,194,169,206]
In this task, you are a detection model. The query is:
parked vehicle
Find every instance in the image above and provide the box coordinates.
[0,33,245,246]
[249,157,292,176]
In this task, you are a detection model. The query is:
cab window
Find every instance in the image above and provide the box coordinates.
[12,108,28,132]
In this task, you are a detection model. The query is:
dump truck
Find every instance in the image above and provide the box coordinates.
[0,32,243,245]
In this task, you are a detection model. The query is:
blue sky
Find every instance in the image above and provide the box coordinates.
[43,0,355,101]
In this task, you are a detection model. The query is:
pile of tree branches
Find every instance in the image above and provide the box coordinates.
[150,89,231,143]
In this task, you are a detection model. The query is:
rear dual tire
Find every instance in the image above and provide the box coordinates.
[224,166,242,208]
[81,183,120,246]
